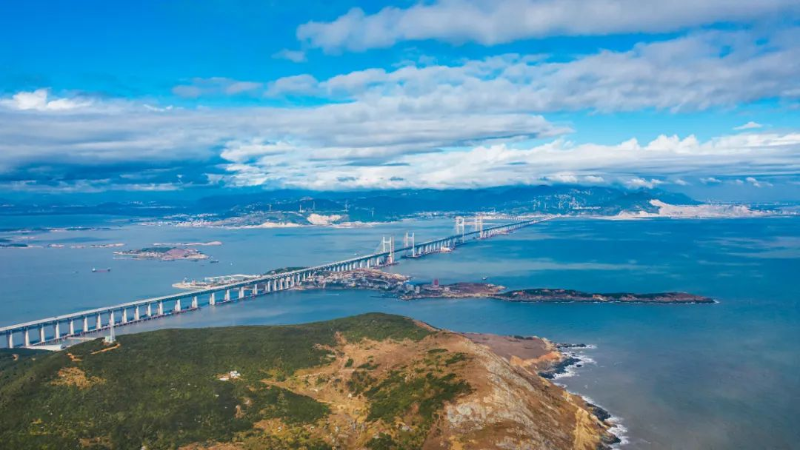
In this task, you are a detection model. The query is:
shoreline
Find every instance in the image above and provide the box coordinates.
[540,342,629,448]
[460,331,626,448]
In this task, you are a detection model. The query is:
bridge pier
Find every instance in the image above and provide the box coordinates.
[0,219,541,347]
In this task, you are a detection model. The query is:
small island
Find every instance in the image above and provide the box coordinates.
[300,268,715,304]
[494,288,715,304]
[114,246,208,261]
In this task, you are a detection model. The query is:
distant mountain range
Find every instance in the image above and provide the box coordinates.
[0,185,698,222]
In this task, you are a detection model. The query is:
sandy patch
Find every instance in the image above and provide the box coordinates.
[52,366,104,389]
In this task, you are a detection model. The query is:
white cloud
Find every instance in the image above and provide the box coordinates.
[172,78,262,98]
[0,89,91,111]
[545,173,579,183]
[0,88,567,178]
[626,177,664,189]
[584,175,606,184]
[272,30,800,113]
[734,121,763,130]
[298,0,799,52]
[272,49,307,63]
[674,179,690,186]
[3,27,800,192]
[265,74,320,97]
[171,85,203,98]
[220,140,298,163]
[225,81,262,95]
[2,83,799,191]
[219,131,800,190]
[745,176,773,188]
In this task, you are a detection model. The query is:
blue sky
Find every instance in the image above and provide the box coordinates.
[1,0,799,200]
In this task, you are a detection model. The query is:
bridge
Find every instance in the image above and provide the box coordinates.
[1,217,548,349]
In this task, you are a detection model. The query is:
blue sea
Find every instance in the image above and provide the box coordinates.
[1,216,798,449]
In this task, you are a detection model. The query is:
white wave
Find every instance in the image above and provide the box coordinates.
[608,416,630,448]
[551,350,630,448]
[552,365,578,379]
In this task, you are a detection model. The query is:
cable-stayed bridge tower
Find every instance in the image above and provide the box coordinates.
[403,232,416,257]
[380,236,395,265]
[455,216,466,242]
[473,215,484,238]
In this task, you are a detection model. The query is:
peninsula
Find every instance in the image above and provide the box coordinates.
[0,313,618,449]
[300,268,715,304]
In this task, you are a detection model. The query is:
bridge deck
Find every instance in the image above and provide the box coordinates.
[0,218,546,336]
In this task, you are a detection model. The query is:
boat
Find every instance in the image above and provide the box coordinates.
[92,268,111,273]
[210,259,220,264]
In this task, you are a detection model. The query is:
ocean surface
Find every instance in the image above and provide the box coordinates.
[1,215,799,449]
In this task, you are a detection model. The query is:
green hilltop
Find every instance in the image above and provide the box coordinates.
[0,313,431,450]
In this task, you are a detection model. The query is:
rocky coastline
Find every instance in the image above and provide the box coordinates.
[459,332,622,448]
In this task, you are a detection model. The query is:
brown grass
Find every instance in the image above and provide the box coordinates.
[52,366,104,390]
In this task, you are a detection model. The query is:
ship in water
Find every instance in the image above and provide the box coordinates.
[92,268,111,273]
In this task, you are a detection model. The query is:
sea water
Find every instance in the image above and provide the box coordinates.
[1,216,798,449]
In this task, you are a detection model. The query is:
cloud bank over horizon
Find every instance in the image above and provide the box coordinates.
[0,0,798,199]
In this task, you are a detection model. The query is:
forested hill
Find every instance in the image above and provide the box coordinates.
[0,313,616,450]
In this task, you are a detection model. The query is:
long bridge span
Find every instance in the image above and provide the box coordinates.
[1,217,548,349]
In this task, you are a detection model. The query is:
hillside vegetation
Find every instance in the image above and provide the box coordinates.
[0,313,615,449]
